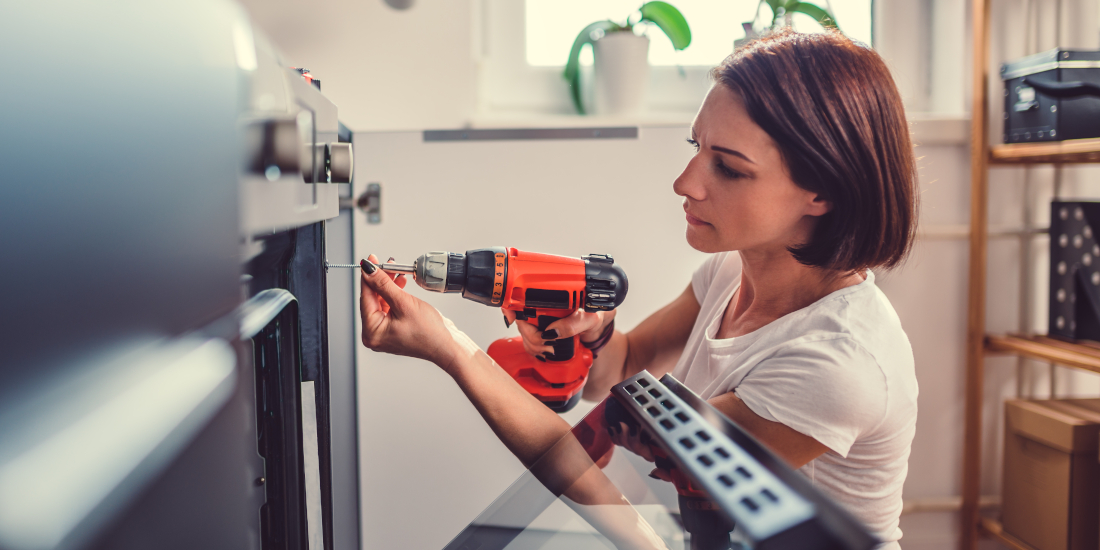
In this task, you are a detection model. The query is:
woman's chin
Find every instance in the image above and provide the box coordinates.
[685,225,722,253]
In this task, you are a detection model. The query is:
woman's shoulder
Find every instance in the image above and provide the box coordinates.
[767,272,911,366]
[740,276,916,407]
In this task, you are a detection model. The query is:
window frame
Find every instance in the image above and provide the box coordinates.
[475,0,966,121]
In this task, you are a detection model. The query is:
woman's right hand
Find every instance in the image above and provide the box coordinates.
[360,255,474,370]
[503,307,616,359]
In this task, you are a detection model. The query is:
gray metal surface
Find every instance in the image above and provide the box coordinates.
[0,2,351,549]
[0,1,243,391]
[0,5,254,548]
[325,184,362,550]
[0,337,236,550]
[328,143,355,184]
[238,30,345,239]
[423,127,639,142]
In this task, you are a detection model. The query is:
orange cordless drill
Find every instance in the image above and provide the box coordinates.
[378,247,627,412]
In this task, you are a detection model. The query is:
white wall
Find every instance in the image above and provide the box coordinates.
[238,1,1100,549]
[238,0,477,131]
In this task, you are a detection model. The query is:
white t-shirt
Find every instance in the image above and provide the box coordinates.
[670,252,918,549]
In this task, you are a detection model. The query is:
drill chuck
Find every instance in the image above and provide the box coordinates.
[412,251,466,293]
[412,248,508,306]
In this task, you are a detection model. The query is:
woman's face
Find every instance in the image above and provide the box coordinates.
[674,85,830,256]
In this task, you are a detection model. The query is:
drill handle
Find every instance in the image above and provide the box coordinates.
[520,313,577,362]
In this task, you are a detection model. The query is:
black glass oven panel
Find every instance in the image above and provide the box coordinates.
[247,222,333,550]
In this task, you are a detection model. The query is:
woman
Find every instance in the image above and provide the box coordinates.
[359,29,918,548]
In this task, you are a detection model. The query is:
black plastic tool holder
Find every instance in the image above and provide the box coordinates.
[610,372,879,550]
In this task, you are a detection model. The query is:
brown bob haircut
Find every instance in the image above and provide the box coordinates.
[712,29,917,272]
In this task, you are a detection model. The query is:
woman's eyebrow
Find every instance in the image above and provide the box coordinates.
[711,145,756,165]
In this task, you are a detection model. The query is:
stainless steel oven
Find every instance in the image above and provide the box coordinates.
[0,2,358,549]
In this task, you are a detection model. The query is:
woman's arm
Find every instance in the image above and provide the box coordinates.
[707,392,829,468]
[582,284,701,399]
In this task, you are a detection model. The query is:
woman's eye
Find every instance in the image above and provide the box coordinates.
[686,138,700,151]
[716,161,742,179]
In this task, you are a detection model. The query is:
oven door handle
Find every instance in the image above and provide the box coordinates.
[238,288,298,340]
[1023,76,1100,99]
[0,336,236,550]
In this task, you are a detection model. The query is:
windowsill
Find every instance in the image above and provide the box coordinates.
[465,109,698,129]
[465,110,970,146]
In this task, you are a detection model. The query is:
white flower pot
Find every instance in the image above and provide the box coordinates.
[593,32,650,116]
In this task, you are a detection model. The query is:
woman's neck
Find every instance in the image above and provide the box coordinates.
[715,249,865,339]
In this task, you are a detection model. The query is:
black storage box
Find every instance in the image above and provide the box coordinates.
[1049,202,1100,340]
[1002,49,1100,143]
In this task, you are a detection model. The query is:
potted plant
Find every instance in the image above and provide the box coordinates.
[563,2,691,116]
[737,0,839,48]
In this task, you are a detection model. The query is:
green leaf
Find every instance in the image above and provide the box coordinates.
[639,1,691,50]
[789,2,839,29]
[563,20,617,115]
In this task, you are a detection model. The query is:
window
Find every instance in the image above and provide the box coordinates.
[476,0,875,120]
[526,1,873,68]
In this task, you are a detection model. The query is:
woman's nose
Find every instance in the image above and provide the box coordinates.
[672,157,705,200]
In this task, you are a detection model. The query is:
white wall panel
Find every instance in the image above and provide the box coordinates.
[350,127,706,549]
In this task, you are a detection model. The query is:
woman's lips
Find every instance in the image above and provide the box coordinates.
[684,208,710,226]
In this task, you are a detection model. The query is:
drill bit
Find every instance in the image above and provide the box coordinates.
[325,261,415,274]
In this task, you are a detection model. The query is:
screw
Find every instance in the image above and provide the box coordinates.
[255,477,266,486]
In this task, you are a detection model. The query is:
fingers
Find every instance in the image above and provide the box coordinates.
[385,256,408,291]
[502,308,516,328]
[515,318,554,356]
[361,256,403,313]
[360,261,389,348]
[360,261,383,317]
[648,468,673,482]
[542,310,603,341]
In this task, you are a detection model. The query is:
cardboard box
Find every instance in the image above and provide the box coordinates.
[1003,399,1100,550]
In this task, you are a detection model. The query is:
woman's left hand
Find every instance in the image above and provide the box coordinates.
[504,307,615,358]
[359,254,465,368]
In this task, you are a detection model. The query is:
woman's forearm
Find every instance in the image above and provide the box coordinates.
[582,331,630,400]
[439,322,573,467]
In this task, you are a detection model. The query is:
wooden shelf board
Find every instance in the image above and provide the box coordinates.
[978,518,1039,550]
[985,334,1100,374]
[991,138,1100,164]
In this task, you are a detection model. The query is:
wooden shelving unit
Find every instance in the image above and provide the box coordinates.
[979,518,1041,550]
[991,138,1100,164]
[962,1,1100,549]
[985,334,1100,375]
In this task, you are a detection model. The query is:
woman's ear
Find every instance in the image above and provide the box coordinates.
[806,193,833,217]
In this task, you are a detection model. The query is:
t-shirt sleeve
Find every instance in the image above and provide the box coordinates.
[691,252,732,305]
[733,337,888,458]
